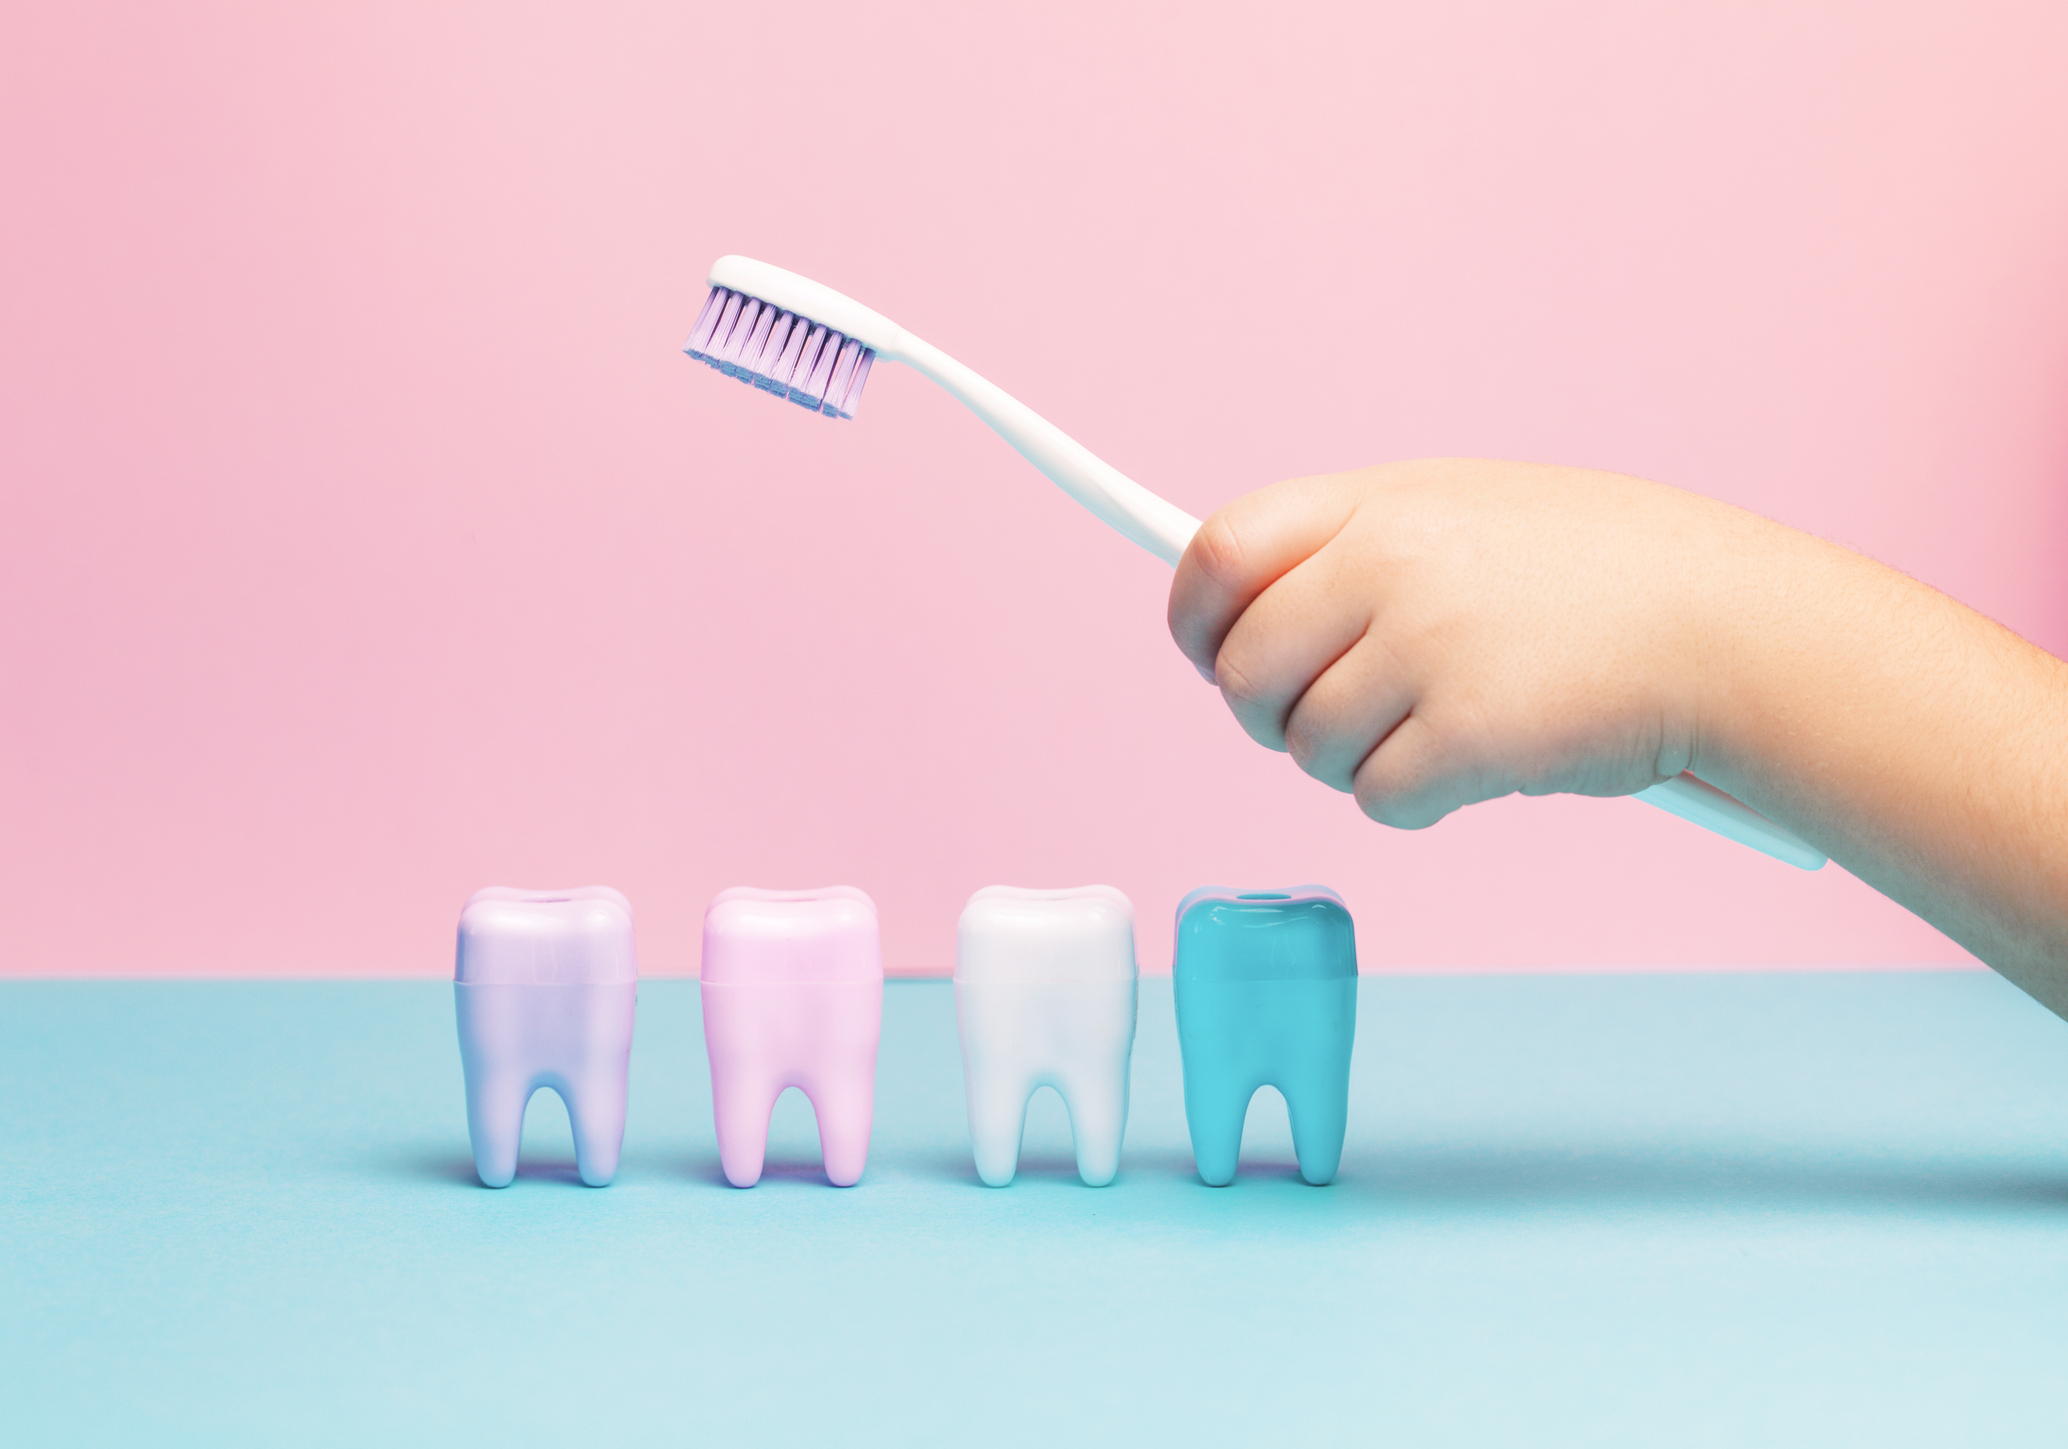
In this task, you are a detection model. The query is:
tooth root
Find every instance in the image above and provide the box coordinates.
[1056,1061,1129,1187]
[1174,1064,1254,1189]
[709,1071,782,1190]
[453,887,639,1188]
[1281,1052,1352,1185]
[962,1060,1036,1187]
[955,886,1139,1187]
[704,1012,880,1188]
[1173,1020,1355,1187]
[1172,886,1358,1187]
[700,887,884,1188]
[457,1062,633,1189]
[956,1060,1130,1188]
[560,1064,634,1184]
[809,1067,876,1188]
[458,1064,531,1189]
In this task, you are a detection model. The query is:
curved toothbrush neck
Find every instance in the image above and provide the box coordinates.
[884,331,1202,566]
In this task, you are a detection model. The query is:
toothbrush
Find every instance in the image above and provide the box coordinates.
[684,255,1827,872]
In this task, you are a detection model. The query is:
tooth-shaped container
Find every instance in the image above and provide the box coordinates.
[955,885,1139,1188]
[700,886,884,1188]
[454,886,638,1188]
[1172,885,1357,1187]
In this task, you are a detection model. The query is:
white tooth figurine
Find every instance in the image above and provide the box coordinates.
[954,885,1139,1187]
[453,886,637,1188]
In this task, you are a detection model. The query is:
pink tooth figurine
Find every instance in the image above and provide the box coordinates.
[700,886,883,1188]
[453,886,638,1188]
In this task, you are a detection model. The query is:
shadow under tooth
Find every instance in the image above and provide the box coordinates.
[819,337,863,418]
[684,286,725,361]
[833,348,874,420]
[797,329,843,408]
[786,325,829,407]
[765,312,809,394]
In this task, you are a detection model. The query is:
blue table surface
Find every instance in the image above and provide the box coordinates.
[5,972,2068,1447]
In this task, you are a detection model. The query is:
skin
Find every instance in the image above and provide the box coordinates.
[1168,459,2068,1019]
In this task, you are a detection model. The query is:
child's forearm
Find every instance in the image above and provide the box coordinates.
[1690,526,2068,1014]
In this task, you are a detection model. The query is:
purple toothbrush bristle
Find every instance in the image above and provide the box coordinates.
[786,325,829,407]
[833,348,874,420]
[750,312,794,393]
[797,329,844,409]
[684,292,875,421]
[701,291,744,368]
[684,287,726,361]
[820,338,863,417]
[735,304,778,384]
[761,313,799,390]
[715,298,762,377]
[765,312,810,394]
[689,288,736,364]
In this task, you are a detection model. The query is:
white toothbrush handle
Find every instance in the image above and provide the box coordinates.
[886,333,1826,872]
[1635,774,1825,869]
[892,334,1203,563]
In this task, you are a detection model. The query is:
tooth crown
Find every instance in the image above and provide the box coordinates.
[701,885,881,982]
[1172,886,1357,1187]
[700,886,884,1188]
[453,887,639,1189]
[457,886,637,983]
[955,886,1139,1187]
[955,885,1137,983]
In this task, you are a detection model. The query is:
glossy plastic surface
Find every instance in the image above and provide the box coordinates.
[1172,885,1357,1186]
[954,885,1139,1186]
[700,886,884,1187]
[453,886,638,1187]
[455,885,637,983]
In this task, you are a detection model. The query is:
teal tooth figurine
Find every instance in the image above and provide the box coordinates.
[1172,885,1357,1186]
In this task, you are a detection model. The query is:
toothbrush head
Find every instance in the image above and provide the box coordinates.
[682,255,899,420]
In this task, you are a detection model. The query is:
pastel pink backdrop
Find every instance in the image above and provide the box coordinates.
[3,2,2065,977]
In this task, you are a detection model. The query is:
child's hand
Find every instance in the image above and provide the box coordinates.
[1170,456,2068,1019]
[1167,459,1793,828]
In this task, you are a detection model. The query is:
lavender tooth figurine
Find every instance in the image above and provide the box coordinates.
[453,887,638,1187]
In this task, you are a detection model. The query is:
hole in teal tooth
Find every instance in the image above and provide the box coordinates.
[1237,892,1291,901]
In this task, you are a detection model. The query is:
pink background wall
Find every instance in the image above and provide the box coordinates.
[3,2,2065,978]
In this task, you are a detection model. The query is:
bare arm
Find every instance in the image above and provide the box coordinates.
[1167,459,2068,1016]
